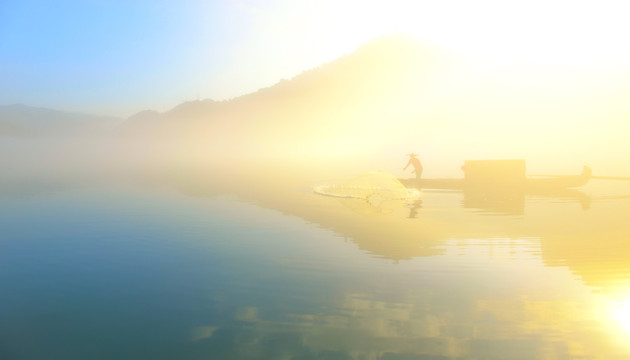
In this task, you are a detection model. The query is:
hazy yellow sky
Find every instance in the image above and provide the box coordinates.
[3,0,630,116]
[225,0,630,84]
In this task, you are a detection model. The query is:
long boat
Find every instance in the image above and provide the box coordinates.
[398,160,591,191]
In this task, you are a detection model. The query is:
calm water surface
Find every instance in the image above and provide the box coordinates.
[1,179,630,359]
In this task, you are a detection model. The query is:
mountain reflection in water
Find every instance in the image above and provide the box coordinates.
[1,167,630,359]
[169,167,630,358]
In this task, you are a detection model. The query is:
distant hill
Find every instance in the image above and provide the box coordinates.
[0,104,121,137]
[122,35,452,158]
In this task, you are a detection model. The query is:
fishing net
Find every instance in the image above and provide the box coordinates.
[314,171,419,207]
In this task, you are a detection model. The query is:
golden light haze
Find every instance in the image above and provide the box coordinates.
[218,0,630,95]
[4,0,630,178]
[115,31,630,180]
[123,0,630,178]
[4,3,630,359]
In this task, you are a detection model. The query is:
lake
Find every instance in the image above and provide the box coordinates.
[1,175,630,359]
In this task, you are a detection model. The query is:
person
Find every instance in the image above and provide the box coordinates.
[404,153,423,179]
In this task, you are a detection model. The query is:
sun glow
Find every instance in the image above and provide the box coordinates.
[267,0,630,68]
[400,1,630,66]
[613,301,630,336]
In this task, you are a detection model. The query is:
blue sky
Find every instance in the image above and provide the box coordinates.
[1,1,250,116]
[0,0,383,117]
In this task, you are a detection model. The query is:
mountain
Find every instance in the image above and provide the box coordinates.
[0,104,122,137]
[122,35,452,158]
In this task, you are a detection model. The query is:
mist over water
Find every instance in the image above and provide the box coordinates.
[4,36,630,181]
[2,36,630,359]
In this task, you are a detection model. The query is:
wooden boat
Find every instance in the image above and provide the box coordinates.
[399,160,591,190]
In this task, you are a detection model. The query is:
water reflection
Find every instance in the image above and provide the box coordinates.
[406,199,422,219]
[167,168,605,262]
[2,167,630,359]
[613,301,630,336]
[163,167,630,357]
[175,238,630,359]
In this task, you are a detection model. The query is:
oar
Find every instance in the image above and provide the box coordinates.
[530,174,630,181]
[590,176,630,181]
[599,194,630,199]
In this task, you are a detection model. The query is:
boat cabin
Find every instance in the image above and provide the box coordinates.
[463,159,526,186]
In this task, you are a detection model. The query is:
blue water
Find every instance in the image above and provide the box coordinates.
[0,187,374,359]
[2,182,630,359]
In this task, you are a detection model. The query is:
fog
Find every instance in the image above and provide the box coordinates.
[2,36,630,193]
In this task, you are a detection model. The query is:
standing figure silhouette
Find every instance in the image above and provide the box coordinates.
[404,153,423,180]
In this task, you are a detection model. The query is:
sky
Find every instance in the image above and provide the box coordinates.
[2,0,630,118]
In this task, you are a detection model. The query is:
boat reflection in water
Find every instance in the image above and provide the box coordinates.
[164,162,630,359]
[399,159,592,215]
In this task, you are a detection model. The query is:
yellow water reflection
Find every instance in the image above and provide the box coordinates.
[190,237,630,358]
[168,165,630,358]
[613,300,630,334]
